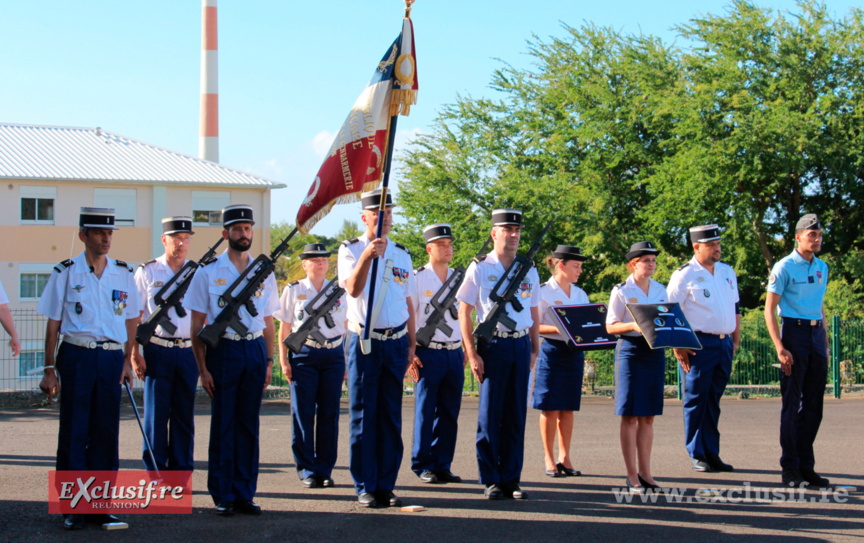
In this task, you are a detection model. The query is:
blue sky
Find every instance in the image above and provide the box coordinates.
[1,0,858,236]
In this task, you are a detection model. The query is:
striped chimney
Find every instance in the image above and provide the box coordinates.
[199,0,218,162]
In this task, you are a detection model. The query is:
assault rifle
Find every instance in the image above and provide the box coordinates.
[415,237,492,348]
[473,220,553,343]
[283,277,345,354]
[197,229,298,348]
[135,237,224,345]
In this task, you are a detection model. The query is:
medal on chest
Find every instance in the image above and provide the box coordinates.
[112,290,128,316]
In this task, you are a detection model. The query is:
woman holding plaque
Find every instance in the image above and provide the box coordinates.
[605,241,668,493]
[534,245,589,478]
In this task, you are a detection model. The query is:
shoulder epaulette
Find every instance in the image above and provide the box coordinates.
[201,257,218,267]
[541,281,548,287]
[54,259,74,273]
[676,262,690,272]
[394,242,408,252]
[115,260,134,273]
[615,281,626,289]
[415,265,425,273]
[138,259,157,269]
[475,255,487,262]
[341,237,359,246]
[288,280,300,287]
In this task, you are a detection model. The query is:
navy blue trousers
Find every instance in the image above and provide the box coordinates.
[142,343,198,471]
[680,333,732,458]
[476,335,531,485]
[347,331,408,495]
[289,343,344,480]
[779,322,828,471]
[411,346,464,475]
[56,343,123,472]
[206,336,267,504]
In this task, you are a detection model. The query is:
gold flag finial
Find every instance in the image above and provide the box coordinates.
[405,0,414,18]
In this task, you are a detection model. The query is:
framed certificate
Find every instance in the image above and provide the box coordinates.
[546,303,617,351]
[624,302,702,350]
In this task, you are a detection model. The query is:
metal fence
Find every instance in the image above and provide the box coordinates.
[3,310,862,400]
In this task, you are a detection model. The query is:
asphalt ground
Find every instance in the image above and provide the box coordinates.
[1,394,862,542]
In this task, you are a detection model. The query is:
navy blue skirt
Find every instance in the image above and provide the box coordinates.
[615,336,665,416]
[531,339,585,412]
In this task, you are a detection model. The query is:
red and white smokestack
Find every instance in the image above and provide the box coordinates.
[199,0,218,162]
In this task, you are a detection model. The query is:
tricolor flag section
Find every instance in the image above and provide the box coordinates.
[296,17,418,234]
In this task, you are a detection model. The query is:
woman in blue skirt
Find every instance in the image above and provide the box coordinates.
[605,241,668,493]
[534,245,589,478]
[275,243,347,489]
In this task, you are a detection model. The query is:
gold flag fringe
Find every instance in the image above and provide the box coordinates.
[390,89,417,117]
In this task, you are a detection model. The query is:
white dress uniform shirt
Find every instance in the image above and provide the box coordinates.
[539,276,590,342]
[456,252,541,332]
[273,277,347,339]
[606,275,668,338]
[134,256,192,339]
[666,257,739,336]
[36,252,140,343]
[184,250,279,334]
[413,264,463,342]
[0,279,8,305]
[337,236,416,329]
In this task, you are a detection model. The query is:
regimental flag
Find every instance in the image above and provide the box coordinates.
[296,16,418,234]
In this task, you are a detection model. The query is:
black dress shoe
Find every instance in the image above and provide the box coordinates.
[434,470,462,483]
[557,463,582,477]
[691,456,713,472]
[234,500,262,515]
[484,484,504,500]
[320,477,335,488]
[546,468,564,478]
[782,469,806,487]
[419,470,439,483]
[215,502,234,516]
[706,453,734,472]
[63,514,85,530]
[376,490,401,507]
[505,483,528,500]
[302,476,320,488]
[637,474,660,491]
[800,468,830,487]
[358,492,380,508]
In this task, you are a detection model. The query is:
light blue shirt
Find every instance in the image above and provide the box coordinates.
[766,249,828,320]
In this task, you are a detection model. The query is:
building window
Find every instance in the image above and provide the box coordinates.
[20,273,50,300]
[94,188,137,227]
[19,350,44,378]
[20,186,57,225]
[192,191,230,226]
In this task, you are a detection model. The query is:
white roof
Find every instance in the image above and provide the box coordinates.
[0,123,285,188]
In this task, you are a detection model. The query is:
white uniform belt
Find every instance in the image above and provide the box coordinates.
[426,340,463,351]
[150,337,192,348]
[493,329,529,339]
[305,336,344,350]
[63,337,123,350]
[349,322,407,341]
[221,330,264,341]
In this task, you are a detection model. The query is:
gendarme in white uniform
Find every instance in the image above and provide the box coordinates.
[184,250,279,333]
[274,278,347,339]
[37,252,140,343]
[539,276,589,342]
[414,264,462,343]
[456,252,541,332]
[606,275,668,338]
[666,257,739,336]
[135,256,193,339]
[337,236,416,329]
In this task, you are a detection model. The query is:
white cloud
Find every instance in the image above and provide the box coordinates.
[311,130,336,158]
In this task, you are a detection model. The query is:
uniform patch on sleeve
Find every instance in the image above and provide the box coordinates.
[769,274,776,284]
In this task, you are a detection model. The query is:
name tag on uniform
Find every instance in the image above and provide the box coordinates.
[808,276,814,284]
[152,281,164,288]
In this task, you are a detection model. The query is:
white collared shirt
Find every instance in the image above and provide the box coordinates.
[184,250,279,334]
[274,277,347,340]
[0,279,8,305]
[414,263,462,342]
[539,276,590,341]
[36,252,140,343]
[456,251,541,332]
[606,274,668,338]
[667,257,739,335]
[337,236,416,329]
[134,255,193,339]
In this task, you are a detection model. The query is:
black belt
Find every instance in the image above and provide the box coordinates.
[695,332,731,339]
[782,318,822,327]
